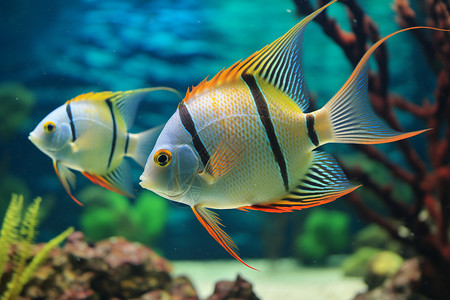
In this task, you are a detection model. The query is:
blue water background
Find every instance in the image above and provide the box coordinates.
[0,0,435,261]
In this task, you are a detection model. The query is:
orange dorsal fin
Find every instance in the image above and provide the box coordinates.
[67,87,179,128]
[183,0,340,110]
[67,87,180,104]
[192,206,259,271]
[184,61,242,101]
[67,91,114,103]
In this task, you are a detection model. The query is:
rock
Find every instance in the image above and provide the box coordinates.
[353,257,435,300]
[2,231,199,299]
[170,276,198,300]
[207,275,259,300]
[341,247,381,277]
[364,251,404,290]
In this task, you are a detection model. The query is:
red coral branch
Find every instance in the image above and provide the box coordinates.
[293,0,450,299]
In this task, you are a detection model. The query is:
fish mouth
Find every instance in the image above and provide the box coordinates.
[28,132,56,155]
[28,132,43,150]
[28,132,37,144]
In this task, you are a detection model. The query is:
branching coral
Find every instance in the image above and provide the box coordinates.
[0,194,73,300]
[293,0,450,299]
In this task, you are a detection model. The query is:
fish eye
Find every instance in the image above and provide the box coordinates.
[154,149,172,167]
[44,121,56,133]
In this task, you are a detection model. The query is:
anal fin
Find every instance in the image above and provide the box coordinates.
[240,151,360,213]
[82,160,134,198]
[192,206,258,271]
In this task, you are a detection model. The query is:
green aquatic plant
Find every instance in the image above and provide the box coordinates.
[0,194,73,300]
[294,209,350,265]
[79,187,168,247]
[341,247,381,277]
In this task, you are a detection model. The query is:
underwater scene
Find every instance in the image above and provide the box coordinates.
[1,0,449,299]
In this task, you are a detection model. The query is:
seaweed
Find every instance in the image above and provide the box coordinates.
[0,194,73,300]
[294,209,351,265]
[78,187,168,248]
[292,0,450,299]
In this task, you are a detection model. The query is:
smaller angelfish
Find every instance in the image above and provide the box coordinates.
[29,87,178,205]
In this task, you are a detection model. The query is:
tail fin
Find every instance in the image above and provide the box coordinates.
[127,124,164,167]
[318,26,449,145]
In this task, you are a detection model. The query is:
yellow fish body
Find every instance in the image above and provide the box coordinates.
[140,0,448,270]
[29,87,177,205]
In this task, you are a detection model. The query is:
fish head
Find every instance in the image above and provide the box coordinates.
[140,113,200,203]
[28,105,72,158]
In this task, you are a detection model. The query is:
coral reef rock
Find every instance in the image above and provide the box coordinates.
[364,251,404,290]
[207,275,259,300]
[3,231,198,299]
[353,257,437,300]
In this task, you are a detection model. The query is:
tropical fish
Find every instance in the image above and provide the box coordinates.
[139,0,449,270]
[29,87,178,205]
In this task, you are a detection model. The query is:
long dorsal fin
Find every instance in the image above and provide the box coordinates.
[183,0,340,111]
[67,87,180,128]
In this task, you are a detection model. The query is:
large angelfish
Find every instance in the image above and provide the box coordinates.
[140,0,449,270]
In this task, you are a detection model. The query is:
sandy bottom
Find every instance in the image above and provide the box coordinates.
[172,259,366,300]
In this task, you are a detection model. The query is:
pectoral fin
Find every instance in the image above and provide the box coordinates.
[53,161,83,206]
[191,205,258,271]
[70,126,104,153]
[201,139,243,184]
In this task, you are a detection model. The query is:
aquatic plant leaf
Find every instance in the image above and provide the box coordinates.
[3,197,41,300]
[0,194,24,282]
[0,194,73,300]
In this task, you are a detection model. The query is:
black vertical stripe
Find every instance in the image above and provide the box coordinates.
[178,102,210,167]
[306,114,319,146]
[124,133,130,154]
[242,74,289,191]
[66,103,76,142]
[106,99,117,169]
